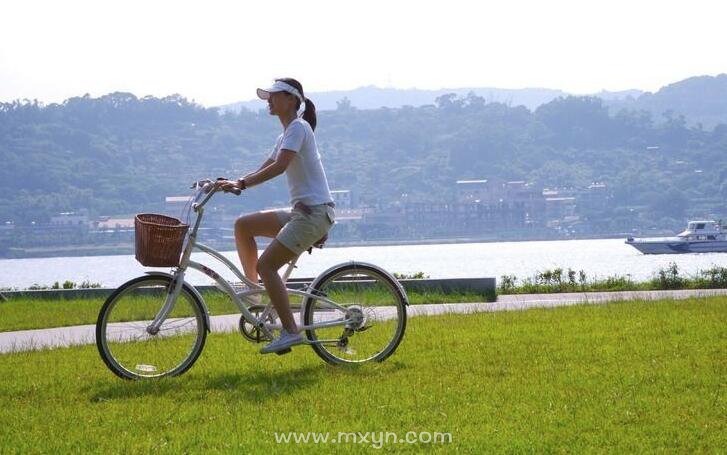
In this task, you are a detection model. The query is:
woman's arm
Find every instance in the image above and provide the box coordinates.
[219,151,295,192]
[243,150,295,188]
[245,158,275,178]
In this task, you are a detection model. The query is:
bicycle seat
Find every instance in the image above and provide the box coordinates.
[307,234,328,254]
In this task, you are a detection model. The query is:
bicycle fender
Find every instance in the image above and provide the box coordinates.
[144,271,212,332]
[309,261,410,306]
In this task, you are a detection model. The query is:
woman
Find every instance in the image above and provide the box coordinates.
[219,78,335,354]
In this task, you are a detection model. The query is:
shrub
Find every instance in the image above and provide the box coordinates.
[499,275,517,293]
[651,262,684,290]
[393,271,430,280]
[567,268,577,286]
[698,266,727,288]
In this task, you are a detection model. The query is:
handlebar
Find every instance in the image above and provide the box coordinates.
[190,177,241,211]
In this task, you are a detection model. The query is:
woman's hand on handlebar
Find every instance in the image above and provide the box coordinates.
[216,178,242,195]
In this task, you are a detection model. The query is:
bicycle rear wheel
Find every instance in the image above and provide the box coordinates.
[303,263,407,364]
[96,275,207,380]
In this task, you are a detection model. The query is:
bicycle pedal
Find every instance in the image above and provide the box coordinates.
[275,348,292,356]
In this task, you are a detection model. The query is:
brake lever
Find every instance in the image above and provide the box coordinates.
[191,178,214,190]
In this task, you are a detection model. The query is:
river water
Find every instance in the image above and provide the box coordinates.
[2,238,727,289]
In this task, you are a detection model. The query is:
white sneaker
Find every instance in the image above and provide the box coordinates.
[242,293,262,307]
[260,329,305,354]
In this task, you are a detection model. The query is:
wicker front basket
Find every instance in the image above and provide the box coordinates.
[134,214,189,267]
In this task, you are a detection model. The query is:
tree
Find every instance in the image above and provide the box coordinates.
[336,97,353,111]
[649,188,688,219]
[535,96,615,148]
[434,93,463,111]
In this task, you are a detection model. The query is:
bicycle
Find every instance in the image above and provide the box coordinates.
[96,179,408,380]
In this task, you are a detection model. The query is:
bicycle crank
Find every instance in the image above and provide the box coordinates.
[239,305,274,343]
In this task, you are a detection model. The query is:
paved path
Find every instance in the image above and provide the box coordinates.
[2,288,726,354]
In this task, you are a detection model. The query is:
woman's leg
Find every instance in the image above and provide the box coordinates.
[257,240,298,333]
[234,212,284,283]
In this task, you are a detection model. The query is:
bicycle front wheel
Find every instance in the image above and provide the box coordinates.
[303,263,407,364]
[96,275,208,380]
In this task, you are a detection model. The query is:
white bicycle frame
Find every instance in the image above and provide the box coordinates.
[147,182,355,342]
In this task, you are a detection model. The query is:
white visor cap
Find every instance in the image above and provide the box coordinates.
[256,81,305,104]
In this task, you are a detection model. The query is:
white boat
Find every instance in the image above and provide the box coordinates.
[625,220,727,254]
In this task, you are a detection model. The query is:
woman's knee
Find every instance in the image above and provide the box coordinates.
[258,240,297,276]
[235,215,252,236]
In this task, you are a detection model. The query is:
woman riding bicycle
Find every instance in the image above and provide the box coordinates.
[219,78,335,354]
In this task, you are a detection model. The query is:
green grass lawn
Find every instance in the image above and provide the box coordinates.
[0,289,491,333]
[1,298,725,452]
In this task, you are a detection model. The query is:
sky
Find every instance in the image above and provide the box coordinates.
[1,0,726,107]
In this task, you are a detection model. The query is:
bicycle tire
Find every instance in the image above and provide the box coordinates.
[96,275,208,380]
[302,262,407,365]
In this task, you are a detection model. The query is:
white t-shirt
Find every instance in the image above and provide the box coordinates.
[268,118,334,206]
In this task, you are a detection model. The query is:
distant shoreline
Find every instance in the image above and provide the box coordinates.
[0,233,630,260]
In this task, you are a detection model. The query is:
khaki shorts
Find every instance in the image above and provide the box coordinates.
[273,204,335,255]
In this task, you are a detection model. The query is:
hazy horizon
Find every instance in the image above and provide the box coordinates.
[2,0,727,106]
[0,80,653,108]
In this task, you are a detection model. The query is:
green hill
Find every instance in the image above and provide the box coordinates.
[2,89,727,230]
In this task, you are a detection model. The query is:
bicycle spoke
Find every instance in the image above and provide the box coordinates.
[304,265,406,364]
[97,277,206,379]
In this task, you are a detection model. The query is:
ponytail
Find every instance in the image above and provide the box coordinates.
[275,77,317,131]
[303,97,317,131]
